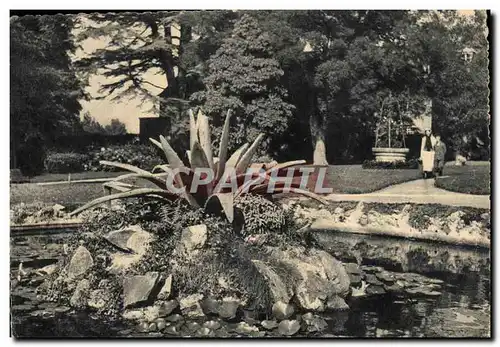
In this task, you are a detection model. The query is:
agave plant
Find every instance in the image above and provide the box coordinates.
[69,109,327,222]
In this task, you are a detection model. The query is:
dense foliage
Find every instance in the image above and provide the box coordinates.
[10,15,84,175]
[87,144,162,172]
[44,152,89,173]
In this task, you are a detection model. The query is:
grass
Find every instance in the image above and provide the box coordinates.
[322,165,421,194]
[28,171,126,183]
[435,164,490,195]
[10,183,107,207]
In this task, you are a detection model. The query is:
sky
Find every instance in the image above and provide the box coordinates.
[77,10,478,134]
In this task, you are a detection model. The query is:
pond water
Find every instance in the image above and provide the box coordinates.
[10,231,491,338]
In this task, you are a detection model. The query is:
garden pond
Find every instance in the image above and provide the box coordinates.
[10,229,490,338]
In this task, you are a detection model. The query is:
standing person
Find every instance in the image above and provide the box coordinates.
[433,134,447,176]
[420,128,436,179]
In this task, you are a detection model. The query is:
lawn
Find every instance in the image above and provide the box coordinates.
[435,163,490,195]
[10,183,107,208]
[322,165,421,194]
[28,171,126,183]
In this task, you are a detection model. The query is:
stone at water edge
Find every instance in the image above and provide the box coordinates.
[348,273,362,286]
[365,274,384,286]
[122,272,161,308]
[157,274,172,300]
[218,298,240,320]
[200,296,220,316]
[261,320,278,330]
[158,300,179,317]
[122,309,145,321]
[165,314,184,323]
[178,224,208,253]
[326,295,349,311]
[179,293,205,318]
[67,246,93,278]
[203,320,222,330]
[272,301,295,321]
[196,327,214,337]
[251,260,292,304]
[277,320,301,336]
[156,318,167,331]
[70,279,91,308]
[366,285,386,295]
[343,263,362,275]
[235,322,260,334]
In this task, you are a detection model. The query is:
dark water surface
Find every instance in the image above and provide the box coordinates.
[10,231,491,338]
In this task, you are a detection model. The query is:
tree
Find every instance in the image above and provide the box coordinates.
[10,14,84,174]
[190,14,294,156]
[105,119,128,135]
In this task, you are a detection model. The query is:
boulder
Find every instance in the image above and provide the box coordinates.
[251,260,292,304]
[158,300,178,317]
[326,295,349,311]
[218,298,240,320]
[122,309,145,321]
[67,246,93,278]
[104,227,138,252]
[272,301,295,321]
[157,274,172,300]
[200,296,220,316]
[122,272,160,308]
[344,263,361,275]
[179,294,205,318]
[178,224,207,254]
[70,279,91,308]
[277,320,301,336]
[107,229,152,275]
[261,320,278,330]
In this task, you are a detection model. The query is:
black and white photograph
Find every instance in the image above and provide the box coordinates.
[8,8,491,339]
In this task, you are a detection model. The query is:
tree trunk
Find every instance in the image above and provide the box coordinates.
[310,113,329,166]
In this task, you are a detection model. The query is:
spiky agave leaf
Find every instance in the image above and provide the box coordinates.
[196,110,214,171]
[270,187,329,205]
[69,188,178,216]
[235,134,265,173]
[266,160,307,173]
[190,141,211,170]
[149,138,162,151]
[205,192,234,223]
[152,161,200,208]
[100,161,167,189]
[159,135,184,169]
[225,143,249,169]
[216,109,232,180]
[189,109,198,153]
[103,181,136,193]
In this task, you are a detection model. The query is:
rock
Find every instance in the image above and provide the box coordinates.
[104,227,138,252]
[54,306,70,313]
[67,246,93,278]
[326,295,349,311]
[333,207,344,215]
[37,264,58,276]
[122,309,145,321]
[361,265,383,273]
[365,274,384,286]
[179,294,205,318]
[157,274,172,300]
[122,272,160,308]
[156,318,166,331]
[158,300,178,317]
[344,263,361,275]
[277,320,301,336]
[366,285,386,295]
[348,273,362,286]
[376,271,396,284]
[148,323,157,332]
[200,296,220,316]
[358,214,368,226]
[384,282,404,293]
[165,326,180,336]
[235,322,259,334]
[126,228,152,254]
[261,320,278,330]
[87,289,110,309]
[70,279,91,308]
[218,298,240,320]
[185,321,201,333]
[136,322,150,333]
[272,301,295,321]
[165,314,184,323]
[203,320,221,330]
[178,224,208,253]
[307,316,328,333]
[251,260,292,304]
[143,305,161,322]
[196,327,214,337]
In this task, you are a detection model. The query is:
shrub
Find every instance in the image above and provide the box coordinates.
[44,152,89,173]
[87,144,162,172]
[362,159,419,170]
